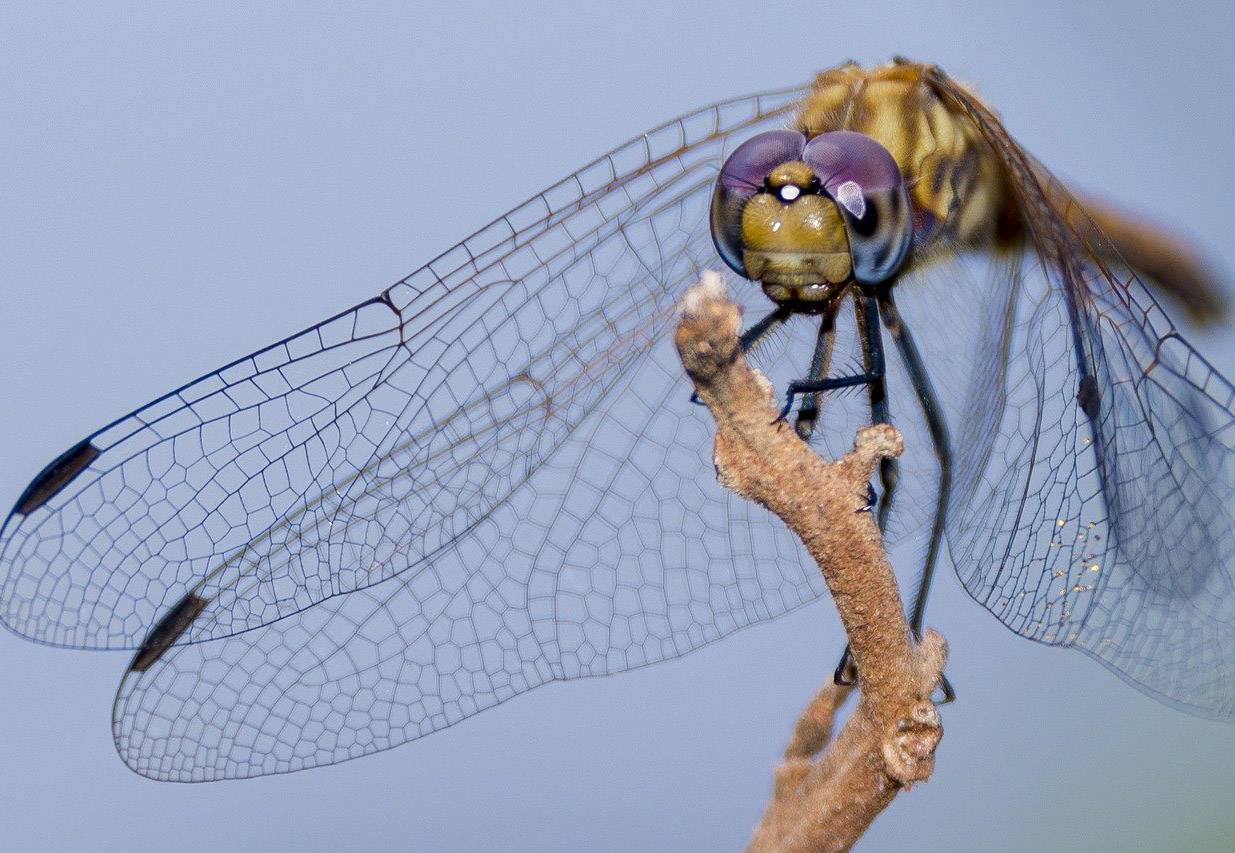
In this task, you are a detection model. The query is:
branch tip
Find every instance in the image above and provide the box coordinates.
[671,272,949,851]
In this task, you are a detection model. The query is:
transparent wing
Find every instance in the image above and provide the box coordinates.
[924,67,1235,717]
[0,84,857,780]
[103,226,1008,783]
[0,85,808,654]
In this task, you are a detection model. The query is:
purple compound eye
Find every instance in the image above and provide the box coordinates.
[711,131,808,275]
[718,130,808,196]
[801,131,904,196]
[802,131,912,283]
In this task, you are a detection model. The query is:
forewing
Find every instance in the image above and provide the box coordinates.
[0,86,807,654]
[925,68,1235,717]
[0,84,842,780]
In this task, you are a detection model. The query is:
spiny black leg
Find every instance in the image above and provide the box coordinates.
[793,312,836,441]
[740,304,793,352]
[776,291,887,424]
[880,289,955,704]
[690,305,791,405]
[820,290,955,703]
[834,290,890,688]
[855,291,899,531]
[878,291,953,639]
[776,368,885,422]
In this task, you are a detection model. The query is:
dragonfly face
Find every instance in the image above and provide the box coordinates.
[709,129,913,306]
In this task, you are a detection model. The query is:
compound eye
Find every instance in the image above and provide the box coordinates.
[802,131,913,283]
[711,130,807,276]
[718,130,808,197]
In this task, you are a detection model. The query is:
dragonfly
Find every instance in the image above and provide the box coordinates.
[2,58,1233,782]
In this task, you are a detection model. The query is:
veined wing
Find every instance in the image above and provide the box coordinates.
[0,83,857,780]
[0,84,808,656]
[923,65,1235,717]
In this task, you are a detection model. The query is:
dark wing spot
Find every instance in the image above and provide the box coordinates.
[128,593,210,673]
[1077,375,1101,420]
[14,439,100,515]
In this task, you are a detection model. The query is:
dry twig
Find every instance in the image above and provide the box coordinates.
[674,272,947,852]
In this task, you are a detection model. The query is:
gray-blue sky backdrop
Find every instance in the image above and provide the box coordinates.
[2,2,1234,850]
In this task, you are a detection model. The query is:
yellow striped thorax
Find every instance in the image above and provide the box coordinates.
[797,60,1006,249]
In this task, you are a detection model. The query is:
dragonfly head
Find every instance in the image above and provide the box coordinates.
[710,130,912,305]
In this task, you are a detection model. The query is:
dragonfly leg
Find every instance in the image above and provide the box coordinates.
[851,649,953,703]
[878,290,953,638]
[830,289,955,703]
[793,312,837,440]
[855,291,900,531]
[690,305,791,405]
[882,287,955,703]
[833,290,891,687]
[776,290,887,424]
[776,371,883,423]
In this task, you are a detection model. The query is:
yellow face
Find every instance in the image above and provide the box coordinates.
[739,160,852,303]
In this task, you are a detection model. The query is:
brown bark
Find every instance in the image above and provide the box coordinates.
[673,272,947,852]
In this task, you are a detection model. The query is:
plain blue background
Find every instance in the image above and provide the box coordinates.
[2,2,1235,850]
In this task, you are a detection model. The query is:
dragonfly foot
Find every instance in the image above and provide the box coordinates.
[832,643,955,705]
[774,392,797,425]
[832,646,858,686]
[933,672,956,705]
[857,482,877,513]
